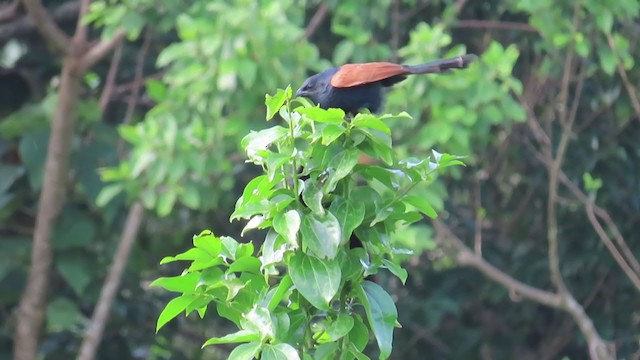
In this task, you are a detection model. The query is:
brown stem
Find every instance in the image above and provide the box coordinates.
[98,42,124,111]
[0,0,19,23]
[76,203,145,360]
[19,0,70,54]
[14,55,82,360]
[302,3,328,40]
[453,19,537,32]
[434,221,615,360]
[434,221,561,307]
[0,1,79,43]
[80,30,126,71]
[124,28,152,123]
[606,32,640,122]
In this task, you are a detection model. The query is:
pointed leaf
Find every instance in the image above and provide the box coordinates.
[289,252,341,311]
[300,212,341,259]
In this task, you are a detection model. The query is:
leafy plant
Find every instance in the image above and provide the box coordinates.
[152,88,464,359]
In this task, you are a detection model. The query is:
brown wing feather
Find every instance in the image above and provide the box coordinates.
[330,62,408,88]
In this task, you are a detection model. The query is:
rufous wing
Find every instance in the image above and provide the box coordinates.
[330,62,408,88]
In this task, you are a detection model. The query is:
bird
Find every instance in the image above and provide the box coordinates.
[296,54,477,114]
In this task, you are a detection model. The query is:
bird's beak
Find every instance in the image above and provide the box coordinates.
[295,88,306,98]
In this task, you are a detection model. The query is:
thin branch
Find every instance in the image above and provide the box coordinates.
[0,0,78,43]
[390,0,400,63]
[433,221,561,307]
[546,1,581,295]
[453,19,538,32]
[124,27,151,122]
[585,205,640,290]
[98,41,124,111]
[473,176,482,256]
[76,202,145,360]
[72,0,90,45]
[20,0,70,54]
[525,138,640,291]
[434,221,615,360]
[80,29,126,71]
[0,0,19,23]
[302,3,328,40]
[606,32,640,122]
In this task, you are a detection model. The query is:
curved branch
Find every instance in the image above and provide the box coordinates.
[80,29,126,71]
[20,0,70,54]
[76,202,145,360]
[434,221,615,359]
[433,221,561,307]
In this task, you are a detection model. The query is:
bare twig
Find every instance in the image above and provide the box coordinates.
[124,27,151,122]
[390,0,400,63]
[434,221,615,360]
[98,42,124,111]
[302,3,328,40]
[0,0,19,23]
[80,29,126,71]
[546,2,581,295]
[76,203,145,360]
[434,221,561,307]
[473,177,482,256]
[0,1,78,42]
[525,138,640,291]
[453,19,537,32]
[605,32,640,122]
[19,0,70,54]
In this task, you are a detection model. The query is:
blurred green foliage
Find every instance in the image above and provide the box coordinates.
[0,0,638,359]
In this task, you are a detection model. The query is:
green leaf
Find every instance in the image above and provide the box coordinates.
[193,232,223,257]
[329,197,365,245]
[403,195,437,219]
[349,345,372,360]
[47,298,80,331]
[599,49,617,76]
[358,281,398,359]
[266,87,291,120]
[321,124,346,145]
[0,165,24,193]
[242,306,274,340]
[297,107,345,124]
[349,314,370,352]
[242,126,289,160]
[352,114,391,135]
[156,294,196,332]
[157,190,177,217]
[381,259,408,284]
[302,180,324,215]
[228,342,262,360]
[146,79,167,101]
[227,256,262,274]
[326,148,360,189]
[300,212,342,259]
[318,313,354,342]
[150,272,201,293]
[202,330,260,347]
[273,210,301,246]
[313,343,339,360]
[261,343,301,360]
[268,274,293,311]
[289,252,341,311]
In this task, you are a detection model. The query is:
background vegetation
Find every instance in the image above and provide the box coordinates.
[0,0,638,359]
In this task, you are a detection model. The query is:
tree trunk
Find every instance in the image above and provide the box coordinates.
[14,57,82,360]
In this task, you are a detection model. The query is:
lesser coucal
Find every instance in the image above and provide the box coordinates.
[296,54,477,114]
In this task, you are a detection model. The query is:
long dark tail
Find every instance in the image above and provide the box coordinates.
[403,54,478,74]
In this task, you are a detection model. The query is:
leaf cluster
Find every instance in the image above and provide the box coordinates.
[152,88,464,359]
